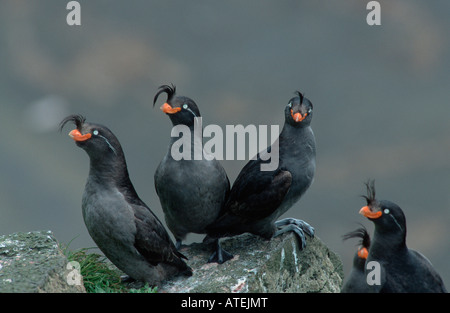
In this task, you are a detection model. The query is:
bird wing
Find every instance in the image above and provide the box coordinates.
[132,204,187,266]
[408,249,447,292]
[225,160,292,221]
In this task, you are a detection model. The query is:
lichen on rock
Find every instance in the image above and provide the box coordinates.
[160,232,344,293]
[0,230,343,293]
[0,230,85,293]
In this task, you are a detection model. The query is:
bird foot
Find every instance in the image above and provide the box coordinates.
[274,218,315,250]
[207,240,234,264]
[275,218,315,237]
[208,250,234,264]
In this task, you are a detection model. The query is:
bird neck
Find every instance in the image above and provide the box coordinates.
[87,153,132,189]
[353,254,366,272]
[279,123,314,156]
[371,227,407,254]
[280,122,310,139]
[168,124,204,159]
[169,123,202,138]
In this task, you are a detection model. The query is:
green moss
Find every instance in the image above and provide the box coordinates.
[63,246,157,293]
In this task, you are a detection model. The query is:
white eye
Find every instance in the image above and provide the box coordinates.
[288,102,292,108]
[182,104,188,109]
[93,130,99,136]
[308,108,312,113]
[384,209,390,214]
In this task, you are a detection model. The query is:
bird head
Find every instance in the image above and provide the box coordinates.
[343,226,371,260]
[359,180,407,236]
[59,114,122,161]
[285,91,313,127]
[153,84,201,127]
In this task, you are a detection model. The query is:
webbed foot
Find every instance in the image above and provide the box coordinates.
[207,239,234,264]
[274,218,315,249]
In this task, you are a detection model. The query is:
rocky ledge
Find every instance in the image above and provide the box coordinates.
[0,230,85,293]
[0,230,343,293]
[160,233,343,293]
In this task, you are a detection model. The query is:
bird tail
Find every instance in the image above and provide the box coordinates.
[163,257,193,278]
[180,264,193,277]
[176,253,193,277]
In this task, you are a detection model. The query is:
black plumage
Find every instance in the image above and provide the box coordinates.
[206,91,316,263]
[153,85,230,249]
[359,180,447,293]
[60,114,192,286]
[341,226,371,293]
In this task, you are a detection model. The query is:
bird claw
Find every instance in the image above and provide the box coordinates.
[275,218,315,237]
[208,250,234,264]
[273,218,315,250]
[207,240,234,264]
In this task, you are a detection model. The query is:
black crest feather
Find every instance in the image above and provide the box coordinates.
[153,84,176,107]
[342,225,371,249]
[362,179,376,206]
[295,90,304,104]
[59,114,86,132]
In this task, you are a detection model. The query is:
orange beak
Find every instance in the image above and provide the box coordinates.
[291,109,307,122]
[69,129,92,142]
[160,103,181,114]
[357,247,369,259]
[359,206,382,219]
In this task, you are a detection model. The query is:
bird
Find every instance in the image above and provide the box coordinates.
[205,91,316,263]
[59,114,192,286]
[341,225,371,293]
[153,84,230,249]
[358,180,447,293]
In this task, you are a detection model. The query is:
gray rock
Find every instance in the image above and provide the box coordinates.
[0,230,85,293]
[0,230,342,293]
[160,233,344,293]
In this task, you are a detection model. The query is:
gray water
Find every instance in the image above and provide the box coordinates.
[1,1,449,289]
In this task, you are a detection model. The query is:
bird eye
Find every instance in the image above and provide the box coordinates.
[384,209,390,214]
[93,130,99,136]
[308,108,312,114]
[287,102,292,108]
[182,104,188,109]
